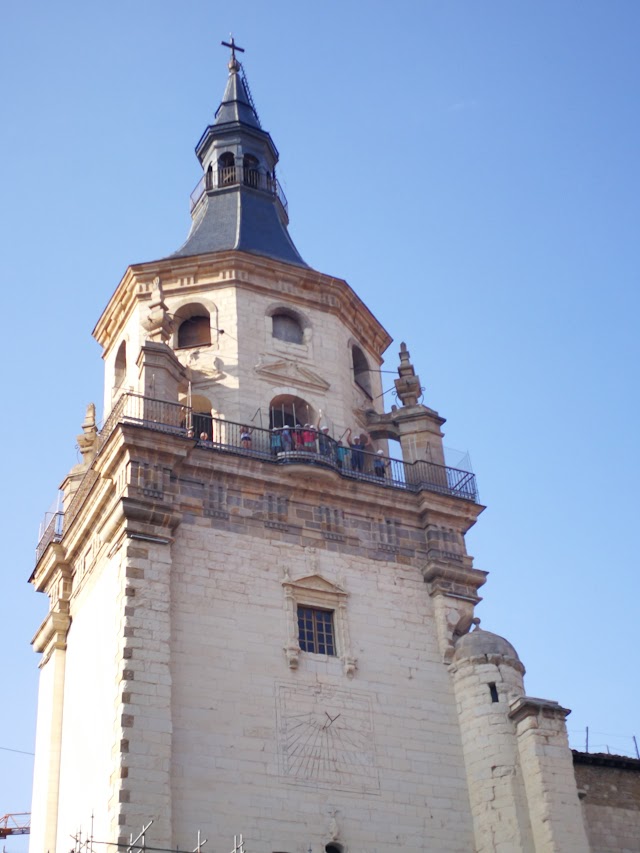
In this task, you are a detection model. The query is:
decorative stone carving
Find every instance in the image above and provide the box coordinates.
[76,402,99,465]
[394,342,423,407]
[142,277,173,343]
[255,357,330,391]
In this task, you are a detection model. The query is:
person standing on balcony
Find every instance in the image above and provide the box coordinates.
[317,421,332,457]
[374,449,389,478]
[292,423,304,449]
[347,429,364,471]
[335,440,349,470]
[281,426,293,452]
[271,427,283,456]
[240,425,253,449]
[302,424,316,451]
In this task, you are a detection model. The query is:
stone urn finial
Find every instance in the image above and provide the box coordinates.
[76,402,99,464]
[394,341,423,407]
[142,277,174,343]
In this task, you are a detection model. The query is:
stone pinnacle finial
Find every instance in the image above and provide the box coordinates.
[77,402,98,465]
[142,277,173,343]
[394,341,423,407]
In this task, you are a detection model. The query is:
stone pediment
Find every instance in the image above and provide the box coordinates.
[282,573,346,596]
[255,358,330,392]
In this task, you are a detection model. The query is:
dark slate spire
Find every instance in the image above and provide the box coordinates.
[170,43,307,267]
[214,55,261,129]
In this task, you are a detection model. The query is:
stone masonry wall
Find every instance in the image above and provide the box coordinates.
[55,553,120,850]
[574,755,640,853]
[168,515,475,853]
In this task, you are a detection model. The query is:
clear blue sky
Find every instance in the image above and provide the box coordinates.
[2,0,639,840]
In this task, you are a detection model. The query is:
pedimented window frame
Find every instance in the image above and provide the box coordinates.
[282,572,357,678]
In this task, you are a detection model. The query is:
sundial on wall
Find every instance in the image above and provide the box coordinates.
[277,683,379,793]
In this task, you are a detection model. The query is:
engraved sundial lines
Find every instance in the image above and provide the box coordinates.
[277,684,379,793]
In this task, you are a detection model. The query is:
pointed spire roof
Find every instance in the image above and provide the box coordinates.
[169,41,307,268]
[214,56,261,129]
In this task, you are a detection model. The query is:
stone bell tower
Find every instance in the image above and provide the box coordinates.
[30,43,590,853]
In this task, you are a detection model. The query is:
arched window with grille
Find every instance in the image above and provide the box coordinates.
[269,394,315,429]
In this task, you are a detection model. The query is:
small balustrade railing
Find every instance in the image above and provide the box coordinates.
[190,167,288,214]
[35,393,479,564]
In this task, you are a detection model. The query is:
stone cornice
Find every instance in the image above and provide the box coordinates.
[30,543,69,591]
[509,695,571,725]
[32,610,71,664]
[92,251,392,361]
[422,558,487,603]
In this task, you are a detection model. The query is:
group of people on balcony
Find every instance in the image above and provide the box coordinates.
[231,421,391,479]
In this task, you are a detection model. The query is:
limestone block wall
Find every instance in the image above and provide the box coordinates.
[166,491,475,851]
[574,754,640,852]
[54,554,120,850]
[233,285,384,433]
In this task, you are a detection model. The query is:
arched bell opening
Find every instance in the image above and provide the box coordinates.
[243,153,260,188]
[272,310,304,345]
[269,394,316,429]
[178,391,213,439]
[177,316,211,348]
[352,345,372,398]
[173,302,214,349]
[114,340,127,390]
[217,151,236,186]
[191,394,213,437]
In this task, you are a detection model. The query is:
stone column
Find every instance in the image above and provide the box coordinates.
[109,490,180,847]
[29,550,71,853]
[510,697,591,852]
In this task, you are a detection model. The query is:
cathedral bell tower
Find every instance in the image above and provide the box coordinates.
[29,43,590,853]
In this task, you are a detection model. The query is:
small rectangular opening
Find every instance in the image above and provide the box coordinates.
[488,682,499,703]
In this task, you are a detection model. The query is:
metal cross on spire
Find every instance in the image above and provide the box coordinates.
[221,35,245,63]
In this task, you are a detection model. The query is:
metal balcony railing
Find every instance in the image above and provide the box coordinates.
[100,393,478,501]
[35,393,479,565]
[35,511,63,564]
[190,167,289,214]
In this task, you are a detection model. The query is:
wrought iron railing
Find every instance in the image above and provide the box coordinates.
[35,512,64,563]
[102,393,478,501]
[189,168,289,215]
[35,393,479,564]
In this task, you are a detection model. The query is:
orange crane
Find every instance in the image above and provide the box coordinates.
[0,813,30,838]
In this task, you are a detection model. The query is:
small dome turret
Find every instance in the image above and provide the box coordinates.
[453,626,522,668]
